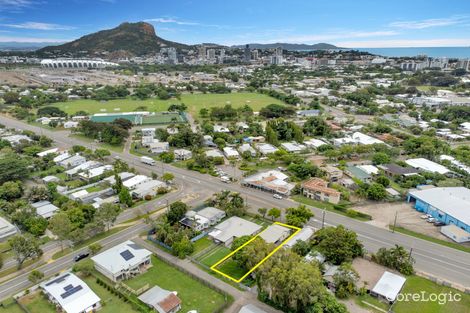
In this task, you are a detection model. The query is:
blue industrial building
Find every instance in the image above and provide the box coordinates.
[407,187,470,233]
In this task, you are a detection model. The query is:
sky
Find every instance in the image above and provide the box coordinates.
[1,0,470,47]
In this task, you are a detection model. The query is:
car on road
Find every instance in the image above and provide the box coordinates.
[427,217,437,223]
[273,194,283,199]
[433,221,446,227]
[74,252,90,262]
[220,176,231,183]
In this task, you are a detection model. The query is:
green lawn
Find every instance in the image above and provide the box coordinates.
[389,226,470,254]
[81,275,139,313]
[125,256,227,313]
[216,259,246,280]
[355,294,390,312]
[393,276,470,313]
[18,291,55,313]
[197,245,232,267]
[52,92,284,118]
[191,237,215,255]
[0,299,23,313]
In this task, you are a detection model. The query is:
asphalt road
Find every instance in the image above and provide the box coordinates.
[1,115,470,298]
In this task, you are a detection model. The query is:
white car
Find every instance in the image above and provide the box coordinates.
[420,214,432,219]
[273,194,283,199]
[427,217,437,223]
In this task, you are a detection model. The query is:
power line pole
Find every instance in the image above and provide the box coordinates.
[322,210,326,229]
[392,211,398,233]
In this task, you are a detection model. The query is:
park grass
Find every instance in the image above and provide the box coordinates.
[388,225,470,254]
[18,291,56,313]
[197,245,232,267]
[125,256,227,313]
[81,275,139,313]
[52,226,128,260]
[393,276,470,313]
[52,92,284,117]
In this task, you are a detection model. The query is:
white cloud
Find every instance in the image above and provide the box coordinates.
[335,38,470,48]
[1,22,75,30]
[0,0,34,11]
[145,18,199,26]
[223,30,398,45]
[0,36,70,43]
[389,16,466,29]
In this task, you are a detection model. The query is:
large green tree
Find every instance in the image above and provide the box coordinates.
[8,234,42,269]
[315,225,364,265]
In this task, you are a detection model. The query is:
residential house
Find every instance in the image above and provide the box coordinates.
[63,121,79,129]
[214,125,230,133]
[58,154,87,169]
[91,240,152,282]
[131,179,166,199]
[284,226,315,248]
[256,143,278,155]
[346,165,372,183]
[259,224,291,244]
[174,149,192,161]
[238,143,256,157]
[205,149,224,158]
[138,286,182,313]
[209,216,262,247]
[281,142,306,153]
[296,109,320,117]
[123,175,152,190]
[32,201,59,219]
[78,165,113,180]
[242,170,295,196]
[141,128,156,137]
[322,165,343,182]
[40,272,101,313]
[370,271,406,303]
[304,138,327,149]
[378,164,419,178]
[37,148,59,157]
[197,207,226,225]
[0,217,17,241]
[223,147,240,159]
[405,158,450,175]
[1,134,32,146]
[302,178,341,204]
[148,142,170,154]
[65,161,101,177]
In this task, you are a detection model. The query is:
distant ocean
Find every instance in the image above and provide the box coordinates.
[340,47,470,58]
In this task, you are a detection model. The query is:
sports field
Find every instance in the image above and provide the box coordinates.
[52,92,284,117]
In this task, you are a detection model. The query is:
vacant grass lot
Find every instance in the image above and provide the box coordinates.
[393,276,470,313]
[52,92,284,117]
[0,299,23,313]
[198,245,232,267]
[125,256,226,313]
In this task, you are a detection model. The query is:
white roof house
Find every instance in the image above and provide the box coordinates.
[123,175,152,190]
[371,271,406,302]
[103,172,135,184]
[238,143,257,156]
[32,201,59,219]
[357,164,379,175]
[214,125,230,133]
[281,142,306,153]
[405,158,449,175]
[43,175,60,183]
[197,207,226,225]
[205,149,224,158]
[78,165,113,180]
[37,148,59,157]
[0,216,17,241]
[259,224,291,244]
[138,286,182,313]
[1,134,31,146]
[70,189,89,200]
[91,240,152,282]
[63,121,79,129]
[304,138,327,148]
[53,152,71,163]
[334,132,384,146]
[174,149,192,161]
[256,143,279,155]
[284,226,315,248]
[131,179,166,199]
[40,272,101,313]
[58,154,87,169]
[209,216,262,247]
[242,170,295,195]
[65,161,101,176]
[223,147,240,158]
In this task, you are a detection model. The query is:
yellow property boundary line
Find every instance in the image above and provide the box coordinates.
[210,222,301,283]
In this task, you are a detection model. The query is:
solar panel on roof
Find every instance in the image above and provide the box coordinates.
[45,273,70,286]
[120,249,135,261]
[63,284,74,291]
[60,285,83,299]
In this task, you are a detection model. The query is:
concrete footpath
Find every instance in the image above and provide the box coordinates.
[133,237,284,313]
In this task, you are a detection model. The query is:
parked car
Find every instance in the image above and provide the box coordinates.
[433,221,446,227]
[74,252,90,262]
[420,214,432,219]
[427,217,437,223]
[273,194,283,200]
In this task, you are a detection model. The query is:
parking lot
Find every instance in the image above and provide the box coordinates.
[352,201,455,242]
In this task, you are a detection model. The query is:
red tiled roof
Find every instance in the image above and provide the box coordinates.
[302,178,341,196]
[158,294,181,313]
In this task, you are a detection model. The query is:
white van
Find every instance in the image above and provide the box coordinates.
[140,156,156,166]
